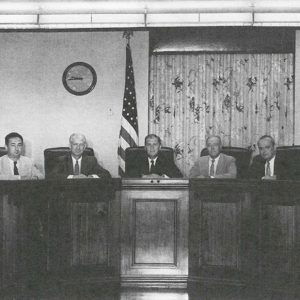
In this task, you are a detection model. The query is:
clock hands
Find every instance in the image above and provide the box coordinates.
[68,76,83,81]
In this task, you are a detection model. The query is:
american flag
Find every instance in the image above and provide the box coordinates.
[118,42,138,176]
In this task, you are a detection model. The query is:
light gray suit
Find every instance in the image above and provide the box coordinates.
[189,153,237,179]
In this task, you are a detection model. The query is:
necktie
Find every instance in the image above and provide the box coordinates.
[74,160,79,175]
[13,161,19,175]
[209,159,215,177]
[266,161,271,176]
[150,160,155,173]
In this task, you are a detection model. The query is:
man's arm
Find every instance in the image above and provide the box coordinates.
[189,160,205,178]
[31,163,44,179]
[89,157,111,178]
[162,160,183,178]
[214,157,237,179]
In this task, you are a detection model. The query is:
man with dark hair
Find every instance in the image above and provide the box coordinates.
[125,134,183,178]
[248,135,288,180]
[190,135,237,178]
[49,133,111,179]
[0,132,44,180]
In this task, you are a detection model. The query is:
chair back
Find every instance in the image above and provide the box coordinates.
[125,146,175,176]
[200,146,251,178]
[44,147,94,177]
[276,145,300,179]
[0,147,7,157]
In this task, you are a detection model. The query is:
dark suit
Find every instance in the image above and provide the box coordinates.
[49,154,111,179]
[248,155,289,180]
[125,152,183,178]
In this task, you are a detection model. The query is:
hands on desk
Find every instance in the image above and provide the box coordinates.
[262,175,277,180]
[141,174,170,179]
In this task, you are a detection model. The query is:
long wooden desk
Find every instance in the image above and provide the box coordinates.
[0,179,299,291]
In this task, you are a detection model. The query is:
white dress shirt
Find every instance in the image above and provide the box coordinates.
[148,157,158,172]
[0,155,44,180]
[265,156,275,176]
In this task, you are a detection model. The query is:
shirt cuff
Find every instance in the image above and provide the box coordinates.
[90,174,99,178]
[67,175,74,179]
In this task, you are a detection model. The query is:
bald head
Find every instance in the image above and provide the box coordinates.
[69,133,87,159]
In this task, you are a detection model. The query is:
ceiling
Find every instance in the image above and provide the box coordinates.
[0,1,299,29]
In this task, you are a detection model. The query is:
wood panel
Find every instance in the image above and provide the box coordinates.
[121,179,189,288]
[46,179,119,286]
[189,180,258,286]
[134,200,176,265]
[258,189,300,288]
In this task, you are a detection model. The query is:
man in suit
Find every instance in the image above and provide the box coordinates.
[49,133,111,179]
[190,135,237,179]
[125,134,182,178]
[0,132,44,180]
[248,135,288,180]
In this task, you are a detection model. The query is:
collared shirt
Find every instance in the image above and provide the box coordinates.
[265,156,275,176]
[71,156,82,174]
[148,157,158,172]
[0,155,44,180]
[208,155,220,177]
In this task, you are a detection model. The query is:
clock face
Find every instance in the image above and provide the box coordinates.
[62,62,97,96]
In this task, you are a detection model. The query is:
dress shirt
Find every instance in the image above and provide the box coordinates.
[148,157,158,172]
[208,155,220,177]
[265,156,275,176]
[0,155,44,180]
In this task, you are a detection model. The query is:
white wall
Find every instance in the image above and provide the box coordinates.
[0,31,149,177]
[296,31,300,144]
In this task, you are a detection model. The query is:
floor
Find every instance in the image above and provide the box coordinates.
[1,285,299,300]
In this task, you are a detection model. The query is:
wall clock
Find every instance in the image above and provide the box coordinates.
[62,62,97,96]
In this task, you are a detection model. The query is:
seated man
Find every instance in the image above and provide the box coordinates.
[125,134,183,178]
[49,133,111,179]
[0,132,44,180]
[248,135,288,180]
[190,135,237,179]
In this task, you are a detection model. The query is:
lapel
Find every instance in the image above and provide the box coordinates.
[215,153,224,175]
[67,154,74,174]
[142,154,150,174]
[203,156,210,177]
[80,155,91,175]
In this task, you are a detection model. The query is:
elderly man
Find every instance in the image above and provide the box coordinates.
[49,133,111,179]
[190,135,237,179]
[125,134,182,178]
[0,132,44,180]
[248,135,288,180]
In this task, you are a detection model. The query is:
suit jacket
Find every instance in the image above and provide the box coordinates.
[189,153,237,179]
[248,155,289,180]
[125,152,183,178]
[48,154,111,179]
[0,154,44,180]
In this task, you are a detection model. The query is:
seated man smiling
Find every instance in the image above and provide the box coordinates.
[125,134,182,178]
[49,133,111,179]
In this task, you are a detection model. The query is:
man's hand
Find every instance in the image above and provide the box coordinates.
[73,174,88,179]
[142,173,163,178]
[262,175,277,180]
